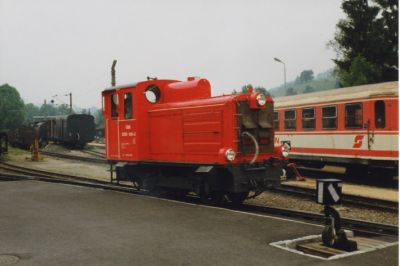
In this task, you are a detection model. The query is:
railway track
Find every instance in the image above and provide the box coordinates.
[7,151,398,213]
[0,161,397,236]
[80,149,105,158]
[41,151,107,164]
[297,166,398,189]
[274,184,398,212]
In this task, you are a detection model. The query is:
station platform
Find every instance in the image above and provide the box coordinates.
[0,180,397,265]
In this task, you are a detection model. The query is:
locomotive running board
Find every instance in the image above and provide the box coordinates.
[195,166,214,173]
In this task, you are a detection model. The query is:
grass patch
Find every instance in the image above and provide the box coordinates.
[7,146,29,156]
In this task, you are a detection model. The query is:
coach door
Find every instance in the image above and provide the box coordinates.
[105,92,120,159]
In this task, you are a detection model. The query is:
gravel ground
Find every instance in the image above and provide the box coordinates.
[246,191,398,225]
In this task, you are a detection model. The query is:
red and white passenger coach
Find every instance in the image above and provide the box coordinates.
[273,82,398,176]
[102,77,285,203]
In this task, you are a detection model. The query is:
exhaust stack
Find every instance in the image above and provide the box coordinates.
[111,60,117,86]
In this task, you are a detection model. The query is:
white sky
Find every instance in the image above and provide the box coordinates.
[0,0,344,108]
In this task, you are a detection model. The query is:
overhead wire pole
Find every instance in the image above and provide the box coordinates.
[69,92,72,114]
[52,93,73,114]
[274,57,286,91]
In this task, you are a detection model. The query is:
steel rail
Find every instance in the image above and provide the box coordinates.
[274,184,398,212]
[297,166,397,188]
[40,151,107,164]
[0,161,397,236]
[80,149,105,158]
[235,203,398,236]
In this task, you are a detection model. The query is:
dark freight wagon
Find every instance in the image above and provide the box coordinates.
[47,114,95,146]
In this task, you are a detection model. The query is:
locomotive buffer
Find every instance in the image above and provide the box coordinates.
[316,179,357,251]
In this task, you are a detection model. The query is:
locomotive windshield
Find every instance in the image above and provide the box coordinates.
[111,94,118,119]
[124,93,133,119]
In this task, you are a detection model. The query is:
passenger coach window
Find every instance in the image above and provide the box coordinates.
[273,111,279,130]
[345,103,362,128]
[284,110,296,130]
[375,100,385,128]
[124,93,133,119]
[302,108,315,129]
[322,106,337,129]
[111,94,118,119]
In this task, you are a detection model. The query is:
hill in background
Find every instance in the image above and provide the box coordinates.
[268,68,341,98]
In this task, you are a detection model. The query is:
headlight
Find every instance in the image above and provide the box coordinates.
[256,94,266,106]
[282,151,289,158]
[225,148,236,162]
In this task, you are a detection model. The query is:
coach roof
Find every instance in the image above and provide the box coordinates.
[274,81,398,108]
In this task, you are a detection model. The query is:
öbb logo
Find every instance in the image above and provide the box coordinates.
[352,135,364,148]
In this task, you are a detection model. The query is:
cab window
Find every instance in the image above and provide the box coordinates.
[124,93,133,119]
[345,103,362,128]
[375,100,385,128]
[111,94,118,119]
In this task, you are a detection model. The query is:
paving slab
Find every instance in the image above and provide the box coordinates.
[0,180,397,266]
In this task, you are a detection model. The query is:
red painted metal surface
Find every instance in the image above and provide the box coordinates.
[102,77,281,165]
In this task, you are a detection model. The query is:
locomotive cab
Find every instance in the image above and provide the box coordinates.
[102,77,285,203]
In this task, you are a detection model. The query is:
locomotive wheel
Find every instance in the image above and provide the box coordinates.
[198,181,225,204]
[227,192,249,205]
[200,191,225,205]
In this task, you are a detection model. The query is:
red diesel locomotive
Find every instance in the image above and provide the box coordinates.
[102,77,286,203]
[273,81,398,177]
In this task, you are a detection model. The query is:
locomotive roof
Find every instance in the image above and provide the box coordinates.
[273,81,398,108]
[103,83,138,92]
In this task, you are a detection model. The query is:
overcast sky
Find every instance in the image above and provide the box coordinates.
[0,0,344,108]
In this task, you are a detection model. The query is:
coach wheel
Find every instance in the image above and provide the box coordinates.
[227,191,249,205]
[345,165,369,178]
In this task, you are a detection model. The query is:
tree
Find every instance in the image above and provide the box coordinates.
[39,103,58,117]
[94,109,104,126]
[286,87,297,96]
[299,70,314,83]
[254,86,271,97]
[330,0,398,85]
[241,84,251,93]
[339,54,381,86]
[239,85,271,96]
[303,85,315,94]
[0,84,26,130]
[25,103,41,122]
